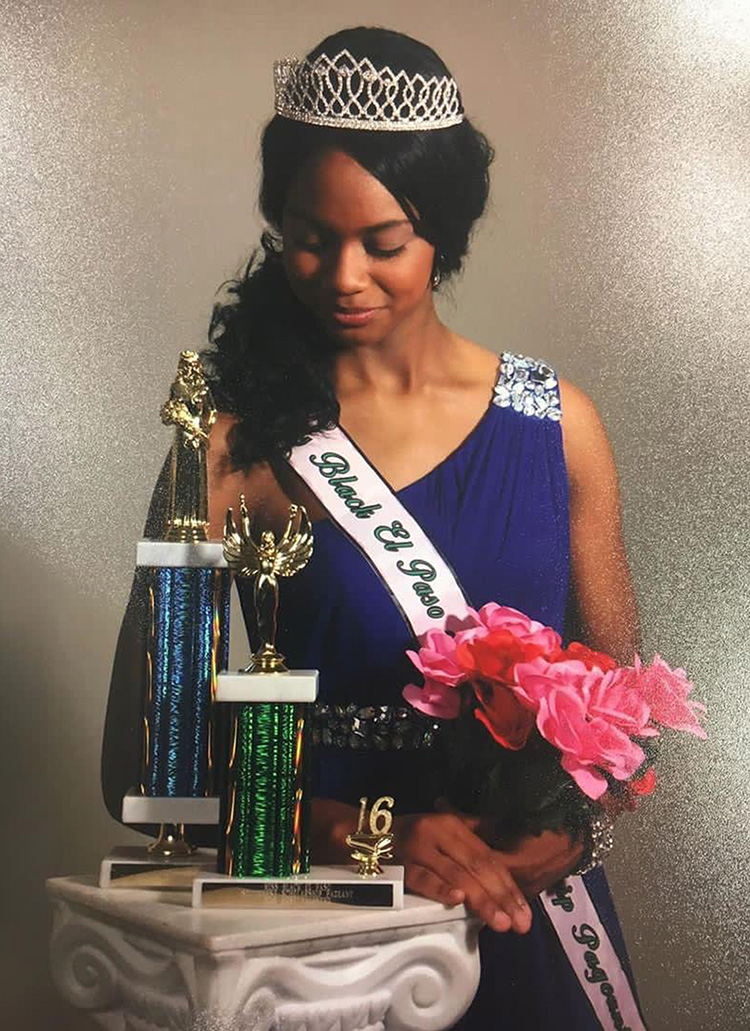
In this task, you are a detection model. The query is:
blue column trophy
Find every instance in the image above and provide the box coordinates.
[100,352,230,888]
[100,351,402,904]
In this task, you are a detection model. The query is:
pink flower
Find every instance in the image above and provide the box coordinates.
[406,629,466,687]
[465,603,562,656]
[587,667,657,738]
[402,678,461,719]
[636,654,707,738]
[513,656,591,709]
[536,680,646,800]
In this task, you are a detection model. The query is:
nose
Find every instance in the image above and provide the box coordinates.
[327,241,369,296]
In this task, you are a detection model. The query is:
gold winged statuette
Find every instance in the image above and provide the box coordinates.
[223,496,314,673]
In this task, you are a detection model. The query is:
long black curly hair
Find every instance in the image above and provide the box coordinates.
[203,26,495,471]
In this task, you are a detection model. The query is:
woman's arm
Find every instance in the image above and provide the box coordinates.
[559,378,640,664]
[492,379,641,893]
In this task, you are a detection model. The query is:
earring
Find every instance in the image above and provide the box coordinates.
[431,268,442,289]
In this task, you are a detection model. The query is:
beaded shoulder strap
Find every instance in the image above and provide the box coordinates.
[492,351,562,422]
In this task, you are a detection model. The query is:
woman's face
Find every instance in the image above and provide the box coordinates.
[281,149,436,344]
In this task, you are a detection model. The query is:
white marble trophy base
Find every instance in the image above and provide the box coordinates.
[121,789,220,826]
[48,874,480,1031]
[136,540,228,567]
[215,669,319,702]
[100,846,217,890]
[110,791,220,890]
[193,864,404,910]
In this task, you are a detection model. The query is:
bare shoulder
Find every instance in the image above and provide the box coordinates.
[557,377,618,494]
[454,336,503,379]
[558,377,601,430]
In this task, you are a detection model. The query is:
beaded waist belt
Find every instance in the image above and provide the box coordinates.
[310,703,440,751]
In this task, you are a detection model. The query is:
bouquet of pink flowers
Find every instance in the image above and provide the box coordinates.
[403,604,706,840]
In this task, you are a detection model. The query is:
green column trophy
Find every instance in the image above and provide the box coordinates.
[100,351,229,889]
[217,496,318,879]
[192,497,404,910]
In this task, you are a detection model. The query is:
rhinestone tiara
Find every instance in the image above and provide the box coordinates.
[273,48,465,132]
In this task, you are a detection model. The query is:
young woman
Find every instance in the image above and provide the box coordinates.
[103,25,644,1030]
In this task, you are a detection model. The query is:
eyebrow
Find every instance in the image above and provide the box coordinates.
[285,207,412,233]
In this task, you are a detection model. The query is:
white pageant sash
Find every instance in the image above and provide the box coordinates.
[542,881,646,1031]
[288,426,472,637]
[288,425,647,1031]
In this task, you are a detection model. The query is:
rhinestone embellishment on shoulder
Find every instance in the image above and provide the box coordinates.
[492,351,562,421]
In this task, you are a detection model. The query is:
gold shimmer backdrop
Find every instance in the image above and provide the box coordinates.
[1,1,747,1027]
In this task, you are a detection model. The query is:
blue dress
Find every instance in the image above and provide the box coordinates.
[239,353,644,1030]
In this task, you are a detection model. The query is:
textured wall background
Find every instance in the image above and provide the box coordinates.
[1,1,748,1027]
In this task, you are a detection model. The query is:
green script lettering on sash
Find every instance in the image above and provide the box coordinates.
[583,952,607,984]
[374,521,414,552]
[395,558,444,618]
[310,452,350,477]
[396,558,437,581]
[414,583,440,605]
[572,924,600,950]
[309,453,382,519]
[570,924,632,1030]
[549,884,575,912]
[352,503,382,519]
[330,475,357,500]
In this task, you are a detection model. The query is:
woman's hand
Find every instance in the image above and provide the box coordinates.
[496,830,584,897]
[434,799,584,898]
[392,812,532,934]
[311,797,531,932]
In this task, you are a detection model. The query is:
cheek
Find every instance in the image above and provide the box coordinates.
[382,255,433,300]
[283,249,318,283]
[282,251,322,311]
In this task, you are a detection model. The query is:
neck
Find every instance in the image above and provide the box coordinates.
[333,299,456,399]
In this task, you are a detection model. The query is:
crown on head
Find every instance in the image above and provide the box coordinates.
[273,48,465,132]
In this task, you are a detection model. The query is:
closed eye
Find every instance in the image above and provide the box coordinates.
[368,244,406,259]
[292,239,407,260]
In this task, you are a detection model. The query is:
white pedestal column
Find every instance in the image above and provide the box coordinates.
[47,875,481,1031]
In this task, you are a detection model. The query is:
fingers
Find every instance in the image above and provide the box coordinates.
[433,798,497,844]
[433,842,531,934]
[405,864,470,910]
[400,814,532,934]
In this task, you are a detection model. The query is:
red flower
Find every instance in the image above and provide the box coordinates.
[472,678,537,751]
[456,628,549,684]
[629,766,657,796]
[555,641,619,672]
[456,629,554,751]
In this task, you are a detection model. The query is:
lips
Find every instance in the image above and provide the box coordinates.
[329,306,382,327]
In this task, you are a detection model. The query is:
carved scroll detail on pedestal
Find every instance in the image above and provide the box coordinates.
[275,990,390,1031]
[49,900,191,1028]
[49,897,480,1031]
[227,929,480,1031]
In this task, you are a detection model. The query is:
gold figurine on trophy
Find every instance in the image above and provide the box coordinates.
[160,350,217,543]
[223,496,314,673]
